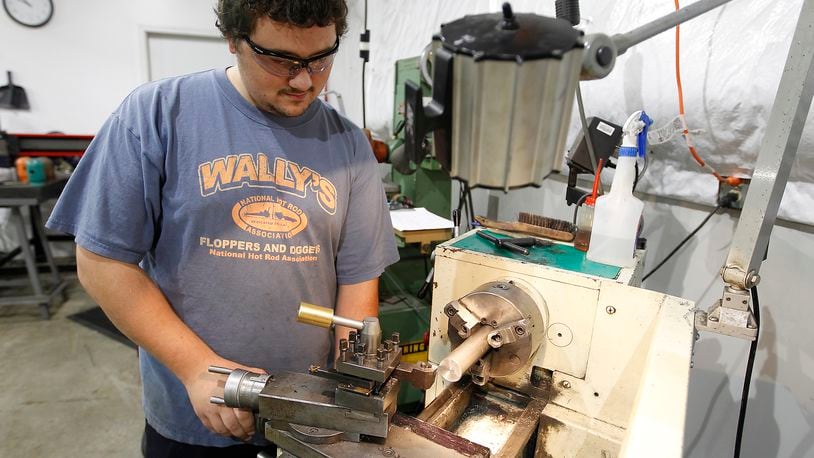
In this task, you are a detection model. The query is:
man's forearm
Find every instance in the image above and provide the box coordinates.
[76,246,215,384]
[333,278,379,354]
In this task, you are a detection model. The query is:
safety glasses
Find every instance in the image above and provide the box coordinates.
[243,35,339,78]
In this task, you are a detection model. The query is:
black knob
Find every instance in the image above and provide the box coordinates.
[501,2,519,30]
[596,46,614,67]
[502,2,513,19]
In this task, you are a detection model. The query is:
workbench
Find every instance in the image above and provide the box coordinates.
[0,178,69,319]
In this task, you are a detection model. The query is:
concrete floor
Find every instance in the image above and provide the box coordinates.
[0,276,143,457]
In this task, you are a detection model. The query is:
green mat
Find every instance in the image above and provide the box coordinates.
[450,230,621,279]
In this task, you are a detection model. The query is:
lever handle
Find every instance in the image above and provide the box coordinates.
[298,302,365,330]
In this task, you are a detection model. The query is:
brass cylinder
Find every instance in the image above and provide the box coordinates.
[297,302,365,330]
[297,302,335,328]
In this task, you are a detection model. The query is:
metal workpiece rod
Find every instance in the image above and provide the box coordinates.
[612,0,732,55]
[297,302,364,330]
[438,325,493,383]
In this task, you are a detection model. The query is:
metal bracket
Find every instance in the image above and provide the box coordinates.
[444,300,480,338]
[469,357,492,386]
[695,287,757,341]
[392,361,437,390]
[486,319,531,349]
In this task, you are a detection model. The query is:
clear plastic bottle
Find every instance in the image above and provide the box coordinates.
[587,111,650,267]
[586,153,643,266]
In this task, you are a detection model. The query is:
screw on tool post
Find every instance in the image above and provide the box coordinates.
[376,346,386,368]
[340,338,349,362]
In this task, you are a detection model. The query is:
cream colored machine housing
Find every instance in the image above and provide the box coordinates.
[427,231,696,457]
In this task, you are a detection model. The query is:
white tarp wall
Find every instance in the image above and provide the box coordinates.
[350,0,813,225]
[574,0,814,225]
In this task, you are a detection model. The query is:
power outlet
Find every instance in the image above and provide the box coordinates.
[717,177,751,209]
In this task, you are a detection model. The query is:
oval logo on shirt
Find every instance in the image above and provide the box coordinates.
[231,196,308,238]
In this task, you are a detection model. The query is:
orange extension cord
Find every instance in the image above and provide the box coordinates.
[674,0,739,185]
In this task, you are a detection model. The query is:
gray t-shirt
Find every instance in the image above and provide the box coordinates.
[46,68,399,446]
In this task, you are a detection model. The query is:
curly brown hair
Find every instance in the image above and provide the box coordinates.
[215,0,348,41]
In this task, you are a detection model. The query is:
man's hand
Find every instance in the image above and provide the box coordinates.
[182,356,267,441]
[75,246,267,442]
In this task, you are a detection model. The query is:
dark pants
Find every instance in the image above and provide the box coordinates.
[142,422,276,458]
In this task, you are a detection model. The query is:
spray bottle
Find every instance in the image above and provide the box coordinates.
[587,111,652,267]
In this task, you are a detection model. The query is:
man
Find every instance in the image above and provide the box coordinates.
[46,1,398,456]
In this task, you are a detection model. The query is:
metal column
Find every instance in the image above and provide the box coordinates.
[698,0,814,340]
[722,0,814,289]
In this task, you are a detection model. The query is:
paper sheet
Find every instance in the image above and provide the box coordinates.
[390,208,454,232]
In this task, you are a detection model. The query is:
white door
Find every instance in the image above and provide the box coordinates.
[143,29,235,81]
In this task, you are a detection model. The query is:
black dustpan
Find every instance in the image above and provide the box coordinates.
[0,71,30,109]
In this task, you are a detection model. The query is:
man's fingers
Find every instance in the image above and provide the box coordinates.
[206,412,231,437]
[199,415,213,434]
[234,408,256,437]
[242,365,267,375]
[220,408,251,439]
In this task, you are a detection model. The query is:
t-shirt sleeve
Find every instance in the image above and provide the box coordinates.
[334,130,399,285]
[46,109,164,265]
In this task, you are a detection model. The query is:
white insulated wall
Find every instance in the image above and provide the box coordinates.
[0,1,223,133]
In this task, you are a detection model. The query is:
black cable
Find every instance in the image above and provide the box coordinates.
[734,286,760,458]
[359,0,369,128]
[455,179,474,231]
[633,153,650,191]
[456,181,466,218]
[465,184,475,231]
[462,183,471,229]
[572,193,589,225]
[642,205,720,282]
[639,152,650,179]
[361,60,366,128]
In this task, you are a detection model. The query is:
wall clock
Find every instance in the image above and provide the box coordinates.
[3,0,53,28]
